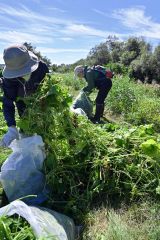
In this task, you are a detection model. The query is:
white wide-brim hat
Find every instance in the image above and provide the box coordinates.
[74,65,84,79]
[2,44,39,79]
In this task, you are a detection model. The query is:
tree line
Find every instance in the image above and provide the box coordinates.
[24,37,160,84]
[73,36,160,84]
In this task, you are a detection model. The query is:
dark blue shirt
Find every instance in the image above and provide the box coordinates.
[1,61,49,126]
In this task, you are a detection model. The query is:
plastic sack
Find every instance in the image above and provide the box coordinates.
[71,91,93,117]
[0,200,75,240]
[0,135,47,204]
[70,107,87,116]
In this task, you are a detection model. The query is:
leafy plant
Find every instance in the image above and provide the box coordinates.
[17,74,160,223]
[0,215,36,239]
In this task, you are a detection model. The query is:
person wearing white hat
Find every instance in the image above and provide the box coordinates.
[0,44,49,147]
[74,65,113,123]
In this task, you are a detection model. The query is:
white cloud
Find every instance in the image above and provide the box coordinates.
[0,3,123,45]
[37,47,89,54]
[92,6,160,41]
[62,24,119,38]
[0,31,53,45]
[112,6,160,39]
[59,37,73,41]
[46,7,67,13]
[1,3,160,64]
[0,3,115,42]
[0,3,71,25]
[37,47,89,64]
[112,6,151,28]
[92,8,108,17]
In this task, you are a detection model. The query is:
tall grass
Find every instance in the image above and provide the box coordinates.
[58,72,85,94]
[107,75,160,131]
[59,73,160,131]
[83,201,160,240]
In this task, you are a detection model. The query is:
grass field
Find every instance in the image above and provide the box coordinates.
[0,73,160,239]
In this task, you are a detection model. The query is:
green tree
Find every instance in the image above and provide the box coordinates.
[51,64,58,72]
[152,45,160,83]
[106,36,124,63]
[120,37,151,66]
[129,52,154,83]
[87,42,111,65]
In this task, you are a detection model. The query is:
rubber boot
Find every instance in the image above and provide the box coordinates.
[92,104,104,123]
[100,103,105,117]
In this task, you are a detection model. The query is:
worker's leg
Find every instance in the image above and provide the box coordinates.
[94,78,112,122]
[94,103,105,122]
[15,100,26,117]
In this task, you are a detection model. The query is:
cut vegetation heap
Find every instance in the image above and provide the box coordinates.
[17,74,160,223]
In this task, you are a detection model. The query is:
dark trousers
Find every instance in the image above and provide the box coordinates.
[95,78,112,104]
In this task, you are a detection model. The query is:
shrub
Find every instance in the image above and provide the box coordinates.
[128,97,160,131]
[107,75,160,131]
[106,63,128,75]
[107,76,137,115]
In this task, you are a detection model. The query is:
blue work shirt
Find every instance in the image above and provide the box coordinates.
[1,61,49,126]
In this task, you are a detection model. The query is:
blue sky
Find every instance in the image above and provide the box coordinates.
[0,0,160,65]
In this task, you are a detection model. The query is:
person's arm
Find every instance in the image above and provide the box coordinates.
[26,61,49,93]
[2,96,16,127]
[0,96,19,147]
[82,70,95,94]
[1,77,20,127]
[0,79,24,147]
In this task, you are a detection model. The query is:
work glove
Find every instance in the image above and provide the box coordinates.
[0,127,19,147]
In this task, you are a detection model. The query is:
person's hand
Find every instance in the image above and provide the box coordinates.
[0,127,19,147]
